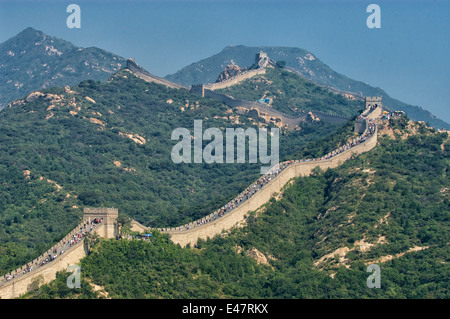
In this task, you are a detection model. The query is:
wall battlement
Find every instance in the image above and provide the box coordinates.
[126,59,188,90]
[190,84,205,97]
[365,96,382,109]
[163,125,377,247]
[204,67,267,91]
[189,52,353,127]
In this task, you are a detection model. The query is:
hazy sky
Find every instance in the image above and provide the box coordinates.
[0,0,449,123]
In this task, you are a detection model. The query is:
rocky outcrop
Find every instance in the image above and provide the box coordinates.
[216,64,247,83]
[306,111,320,122]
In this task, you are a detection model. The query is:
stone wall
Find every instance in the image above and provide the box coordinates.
[130,219,150,233]
[311,110,351,124]
[204,89,307,128]
[204,68,267,91]
[0,237,87,299]
[126,59,187,90]
[165,123,378,247]
[83,207,118,239]
[365,97,382,109]
[190,84,205,97]
[0,208,118,299]
[354,117,367,134]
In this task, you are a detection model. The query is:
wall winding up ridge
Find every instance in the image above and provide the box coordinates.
[0,52,380,297]
[127,56,352,127]
[204,68,267,90]
[130,105,380,247]
[126,59,188,90]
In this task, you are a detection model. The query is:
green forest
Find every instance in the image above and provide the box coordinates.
[22,119,449,299]
[0,27,126,109]
[216,67,362,117]
[0,69,357,276]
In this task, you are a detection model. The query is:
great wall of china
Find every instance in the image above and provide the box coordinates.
[0,52,382,298]
[132,103,381,247]
[126,54,353,128]
[126,59,188,90]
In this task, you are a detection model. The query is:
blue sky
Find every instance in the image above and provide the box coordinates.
[0,0,449,123]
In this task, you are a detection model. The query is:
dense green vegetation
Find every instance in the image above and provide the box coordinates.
[166,45,450,130]
[2,28,448,301]
[0,27,126,109]
[216,67,362,117]
[0,68,346,276]
[23,120,449,299]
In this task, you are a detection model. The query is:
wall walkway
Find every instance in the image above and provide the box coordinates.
[131,106,380,247]
[0,209,117,299]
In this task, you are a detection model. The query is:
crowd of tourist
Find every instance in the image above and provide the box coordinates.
[319,118,375,161]
[164,112,377,233]
[0,218,103,285]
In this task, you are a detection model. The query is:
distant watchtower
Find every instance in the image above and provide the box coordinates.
[355,96,382,133]
[83,207,118,239]
[255,51,269,68]
[365,96,382,110]
[190,84,205,97]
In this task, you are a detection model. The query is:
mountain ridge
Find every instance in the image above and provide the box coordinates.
[165,45,450,130]
[0,27,127,110]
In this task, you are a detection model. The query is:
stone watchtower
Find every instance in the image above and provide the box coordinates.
[365,96,382,110]
[83,207,118,239]
[255,51,268,68]
[355,97,383,133]
[190,84,205,97]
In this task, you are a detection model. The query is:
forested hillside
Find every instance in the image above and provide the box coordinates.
[0,27,126,110]
[23,118,449,299]
[0,68,354,276]
[216,67,362,118]
[166,45,450,130]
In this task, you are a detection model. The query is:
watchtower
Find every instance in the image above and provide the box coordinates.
[190,84,205,97]
[255,51,268,67]
[83,207,118,239]
[365,96,382,110]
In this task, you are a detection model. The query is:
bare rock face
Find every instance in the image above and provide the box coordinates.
[307,111,320,122]
[216,64,247,82]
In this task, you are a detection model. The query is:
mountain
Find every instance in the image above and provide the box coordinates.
[2,33,448,300]
[215,66,363,118]
[165,45,450,130]
[0,27,127,110]
[0,66,350,275]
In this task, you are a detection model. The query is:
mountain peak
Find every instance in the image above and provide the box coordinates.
[0,28,127,110]
[14,27,46,41]
[166,45,450,129]
[18,26,41,34]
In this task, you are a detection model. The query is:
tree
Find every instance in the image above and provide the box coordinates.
[116,216,131,236]
[27,274,44,294]
[84,232,100,255]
